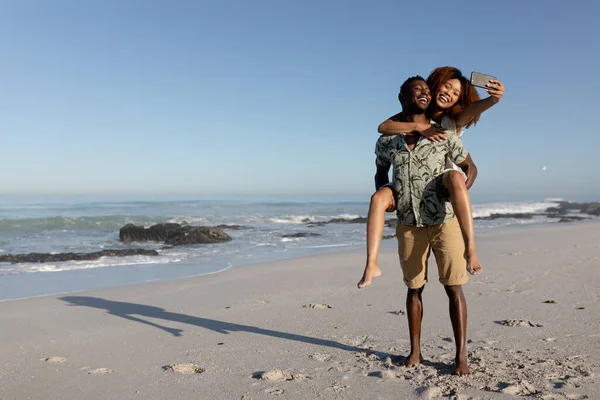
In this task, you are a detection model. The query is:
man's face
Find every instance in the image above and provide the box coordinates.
[406,80,431,112]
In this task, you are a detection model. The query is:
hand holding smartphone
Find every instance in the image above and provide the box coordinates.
[470,71,496,89]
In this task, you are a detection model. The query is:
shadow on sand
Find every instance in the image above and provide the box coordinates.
[59,296,386,357]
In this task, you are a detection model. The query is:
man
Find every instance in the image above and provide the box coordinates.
[375,76,477,375]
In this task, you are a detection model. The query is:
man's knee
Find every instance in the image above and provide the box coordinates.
[407,285,425,297]
[444,284,464,298]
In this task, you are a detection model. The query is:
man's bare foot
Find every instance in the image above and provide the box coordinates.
[454,354,470,375]
[465,251,483,275]
[357,263,382,288]
[405,352,423,368]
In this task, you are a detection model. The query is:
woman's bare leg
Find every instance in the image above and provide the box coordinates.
[442,171,482,275]
[358,187,395,288]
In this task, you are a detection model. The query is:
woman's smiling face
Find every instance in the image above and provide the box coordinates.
[435,78,462,109]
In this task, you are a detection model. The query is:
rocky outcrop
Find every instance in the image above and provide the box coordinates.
[119,223,231,245]
[474,213,535,220]
[0,249,158,264]
[546,202,600,216]
[281,232,322,238]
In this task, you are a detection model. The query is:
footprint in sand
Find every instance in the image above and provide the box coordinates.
[44,357,67,364]
[88,368,114,374]
[164,363,205,374]
[265,387,284,396]
[498,319,542,327]
[309,353,332,362]
[303,303,332,309]
[258,370,294,382]
[563,394,589,400]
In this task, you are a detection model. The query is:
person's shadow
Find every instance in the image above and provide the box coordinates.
[59,296,382,356]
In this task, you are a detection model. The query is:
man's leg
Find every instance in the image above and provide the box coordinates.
[430,218,471,374]
[444,284,469,375]
[406,285,425,367]
[358,186,395,288]
[442,170,482,275]
[397,224,430,367]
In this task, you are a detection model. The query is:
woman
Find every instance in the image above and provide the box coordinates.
[358,66,504,288]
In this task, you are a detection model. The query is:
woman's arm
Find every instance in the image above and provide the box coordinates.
[454,80,504,128]
[378,116,447,142]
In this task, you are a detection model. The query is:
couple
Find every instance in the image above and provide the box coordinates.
[358,67,504,375]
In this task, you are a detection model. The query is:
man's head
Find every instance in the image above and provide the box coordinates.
[398,76,430,114]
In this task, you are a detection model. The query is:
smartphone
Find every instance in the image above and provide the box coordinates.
[470,71,496,88]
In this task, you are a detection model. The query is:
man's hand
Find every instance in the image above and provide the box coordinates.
[458,154,478,189]
[416,123,447,143]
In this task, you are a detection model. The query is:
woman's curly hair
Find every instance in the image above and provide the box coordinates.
[426,66,480,128]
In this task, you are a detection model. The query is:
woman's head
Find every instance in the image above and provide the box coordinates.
[426,66,480,128]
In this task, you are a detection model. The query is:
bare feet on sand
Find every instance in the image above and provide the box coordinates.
[454,354,471,375]
[357,263,382,288]
[466,251,483,275]
[405,353,423,368]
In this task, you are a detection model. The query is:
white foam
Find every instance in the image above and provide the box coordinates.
[472,201,557,218]
[269,215,315,224]
[4,256,179,274]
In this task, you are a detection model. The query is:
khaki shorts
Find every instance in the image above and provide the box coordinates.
[396,217,468,288]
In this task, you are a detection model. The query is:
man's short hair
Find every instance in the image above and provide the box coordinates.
[399,75,426,97]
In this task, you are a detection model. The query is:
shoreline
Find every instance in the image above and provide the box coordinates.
[1,220,599,399]
[1,218,598,302]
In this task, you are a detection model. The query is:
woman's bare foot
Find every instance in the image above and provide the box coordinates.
[405,352,423,368]
[454,354,470,375]
[357,263,382,288]
[465,251,483,275]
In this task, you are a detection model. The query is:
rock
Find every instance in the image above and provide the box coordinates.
[382,234,396,240]
[281,232,322,238]
[326,217,368,224]
[475,213,534,220]
[213,224,246,230]
[119,223,231,245]
[0,249,159,264]
[546,201,600,216]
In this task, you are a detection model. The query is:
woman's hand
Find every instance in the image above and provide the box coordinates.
[416,123,447,143]
[486,79,504,103]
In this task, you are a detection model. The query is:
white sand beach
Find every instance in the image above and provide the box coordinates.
[1,221,599,400]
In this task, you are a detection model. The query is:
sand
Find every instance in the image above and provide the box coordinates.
[0,221,599,399]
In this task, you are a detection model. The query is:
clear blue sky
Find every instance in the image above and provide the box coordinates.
[1,0,599,201]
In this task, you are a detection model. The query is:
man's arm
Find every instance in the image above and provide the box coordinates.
[446,134,477,189]
[454,80,504,128]
[456,154,477,189]
[374,163,391,190]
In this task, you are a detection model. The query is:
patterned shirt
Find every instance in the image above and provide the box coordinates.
[375,121,468,227]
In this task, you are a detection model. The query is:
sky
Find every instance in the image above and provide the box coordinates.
[1,0,599,201]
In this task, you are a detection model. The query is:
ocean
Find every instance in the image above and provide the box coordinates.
[0,195,594,301]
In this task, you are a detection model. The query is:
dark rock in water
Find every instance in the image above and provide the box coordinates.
[382,234,396,240]
[557,216,587,223]
[281,232,322,238]
[474,213,535,220]
[546,201,600,216]
[0,249,159,264]
[385,219,397,228]
[326,217,368,224]
[119,223,231,245]
[305,221,327,227]
[213,224,246,230]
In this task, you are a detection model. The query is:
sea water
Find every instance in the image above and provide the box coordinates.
[0,195,589,301]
